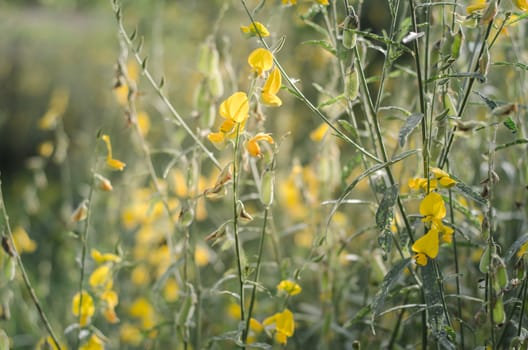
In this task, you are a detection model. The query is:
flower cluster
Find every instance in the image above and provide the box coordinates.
[409,169,457,266]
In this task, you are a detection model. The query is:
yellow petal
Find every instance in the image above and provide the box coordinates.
[414,253,428,266]
[79,334,104,350]
[263,67,282,95]
[411,228,440,259]
[107,158,126,171]
[91,249,121,264]
[89,265,112,288]
[219,92,249,123]
[439,176,457,188]
[240,21,270,37]
[310,123,330,142]
[248,48,274,76]
[277,280,302,296]
[419,192,446,221]
[72,291,95,326]
[261,92,282,107]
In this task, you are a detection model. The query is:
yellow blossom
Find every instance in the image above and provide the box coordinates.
[195,244,211,266]
[419,192,446,223]
[277,280,302,296]
[38,141,54,158]
[513,0,528,11]
[72,291,95,326]
[101,134,126,171]
[120,323,142,345]
[79,334,104,350]
[131,265,150,286]
[466,0,486,14]
[12,226,37,254]
[240,21,270,37]
[315,0,329,4]
[263,309,295,345]
[220,92,249,123]
[38,88,69,130]
[89,265,112,289]
[430,167,457,188]
[261,67,282,107]
[282,0,297,4]
[412,227,440,264]
[36,336,67,350]
[248,48,274,76]
[246,133,274,158]
[91,249,121,264]
[310,123,330,142]
[207,131,226,149]
[129,297,155,329]
[163,278,179,302]
[101,290,119,324]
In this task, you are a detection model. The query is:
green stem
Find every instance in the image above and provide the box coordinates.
[0,178,62,350]
[232,123,246,347]
[243,208,269,345]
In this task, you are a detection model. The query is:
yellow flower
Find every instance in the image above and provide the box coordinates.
[277,280,302,296]
[310,123,330,142]
[194,244,211,266]
[101,290,119,324]
[219,92,249,123]
[411,227,440,265]
[38,141,54,158]
[101,134,126,171]
[263,309,295,345]
[248,48,274,76]
[408,177,438,191]
[72,291,95,326]
[137,111,151,136]
[36,336,67,350]
[38,88,69,130]
[282,0,297,4]
[163,278,179,302]
[315,0,329,4]
[240,21,270,37]
[79,334,104,350]
[12,226,37,254]
[466,0,486,14]
[129,297,155,329]
[120,323,142,345]
[430,167,457,188]
[513,0,528,11]
[89,265,112,289]
[261,67,282,107]
[207,131,226,149]
[419,192,446,223]
[246,133,274,158]
[91,249,121,264]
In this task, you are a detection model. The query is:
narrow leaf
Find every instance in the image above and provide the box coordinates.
[398,113,424,147]
[505,234,528,263]
[371,258,412,318]
[376,184,399,258]
[450,175,487,207]
[495,138,528,151]
[503,117,518,134]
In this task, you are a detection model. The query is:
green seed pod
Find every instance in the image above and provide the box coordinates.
[479,245,492,274]
[496,260,508,290]
[492,295,505,326]
[345,64,359,101]
[179,207,194,228]
[260,169,275,207]
[342,9,359,50]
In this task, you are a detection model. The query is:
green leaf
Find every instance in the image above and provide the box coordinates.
[422,262,449,342]
[505,234,528,263]
[376,184,399,258]
[317,94,346,109]
[451,30,463,60]
[301,40,336,56]
[503,116,518,134]
[0,329,8,350]
[371,258,412,318]
[474,91,497,110]
[398,113,424,147]
[450,175,487,207]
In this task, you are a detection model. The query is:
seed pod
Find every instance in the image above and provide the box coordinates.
[496,259,508,290]
[492,295,505,326]
[260,169,275,207]
[179,207,194,228]
[479,245,492,273]
[345,64,359,101]
[342,9,359,49]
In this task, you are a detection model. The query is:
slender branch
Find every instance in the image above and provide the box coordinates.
[0,177,62,350]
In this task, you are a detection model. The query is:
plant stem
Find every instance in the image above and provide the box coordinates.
[0,177,62,350]
[232,123,246,347]
[243,208,269,345]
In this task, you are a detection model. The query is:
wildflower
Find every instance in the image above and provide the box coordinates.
[89,265,113,289]
[120,323,142,345]
[12,226,37,254]
[282,0,297,4]
[240,21,270,37]
[513,0,528,11]
[137,111,151,136]
[261,67,282,107]
[101,134,126,171]
[72,291,95,326]
[420,192,446,224]
[246,133,274,158]
[101,290,119,323]
[91,249,121,264]
[412,227,440,266]
[408,177,437,191]
[79,334,104,350]
[220,92,249,123]
[466,0,486,14]
[95,174,113,192]
[277,280,302,296]
[38,141,54,158]
[35,336,67,350]
[263,309,295,345]
[248,48,274,76]
[310,123,330,142]
[163,278,179,302]
[430,167,457,188]
[129,297,155,329]
[38,88,69,130]
[315,0,329,4]
[71,200,89,222]
[195,244,211,266]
